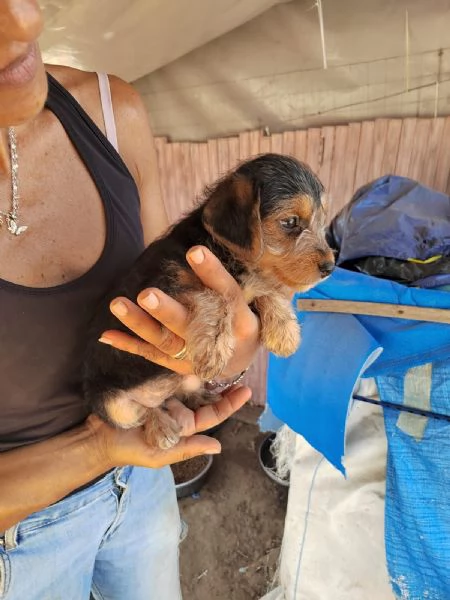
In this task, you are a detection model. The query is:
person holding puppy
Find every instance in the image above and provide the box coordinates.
[0,1,260,598]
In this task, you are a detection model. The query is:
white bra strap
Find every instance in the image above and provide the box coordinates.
[96,72,119,153]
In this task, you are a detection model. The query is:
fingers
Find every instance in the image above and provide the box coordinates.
[194,385,252,432]
[186,246,243,304]
[99,329,192,375]
[157,435,221,466]
[109,297,186,356]
[166,385,252,437]
[186,246,259,338]
[136,288,189,339]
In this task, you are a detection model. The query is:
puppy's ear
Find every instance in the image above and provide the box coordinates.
[202,175,261,252]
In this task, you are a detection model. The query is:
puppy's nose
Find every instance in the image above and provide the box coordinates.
[319,261,334,278]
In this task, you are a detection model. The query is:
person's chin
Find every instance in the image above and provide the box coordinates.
[0,47,48,126]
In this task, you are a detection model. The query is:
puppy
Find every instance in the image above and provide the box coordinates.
[83,153,334,448]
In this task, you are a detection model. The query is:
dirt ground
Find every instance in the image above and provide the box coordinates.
[178,414,288,600]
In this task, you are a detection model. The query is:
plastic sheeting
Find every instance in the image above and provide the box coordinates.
[328,175,450,288]
[40,0,450,141]
[267,177,450,598]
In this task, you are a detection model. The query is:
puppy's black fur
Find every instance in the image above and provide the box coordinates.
[83,153,330,441]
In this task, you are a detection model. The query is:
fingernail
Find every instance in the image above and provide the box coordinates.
[98,336,113,345]
[111,300,128,317]
[188,248,204,265]
[208,447,221,455]
[142,291,159,310]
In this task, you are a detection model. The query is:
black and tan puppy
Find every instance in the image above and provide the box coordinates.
[83,153,334,448]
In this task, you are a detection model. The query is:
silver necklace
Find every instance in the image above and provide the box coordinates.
[0,127,27,236]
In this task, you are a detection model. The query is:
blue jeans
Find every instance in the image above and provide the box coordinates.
[0,466,183,599]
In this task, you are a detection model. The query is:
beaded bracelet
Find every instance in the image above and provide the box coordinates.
[204,368,249,392]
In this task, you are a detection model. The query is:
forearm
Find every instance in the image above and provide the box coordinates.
[0,421,112,531]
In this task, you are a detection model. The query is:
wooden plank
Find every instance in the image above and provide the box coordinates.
[217,138,230,176]
[259,134,271,154]
[196,143,211,201]
[306,128,322,174]
[328,125,349,218]
[369,119,388,181]
[170,142,186,218]
[294,130,307,162]
[381,119,402,176]
[249,130,260,157]
[354,121,374,191]
[421,117,445,188]
[207,139,220,183]
[408,119,432,182]
[228,137,240,170]
[239,132,251,160]
[282,131,295,157]
[395,118,417,176]
[179,143,195,207]
[434,116,450,193]
[154,137,168,201]
[162,142,179,223]
[297,299,450,325]
[318,126,335,192]
[190,144,204,200]
[243,348,268,407]
[271,133,283,154]
[341,122,361,205]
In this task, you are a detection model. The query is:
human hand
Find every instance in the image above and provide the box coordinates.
[89,384,252,469]
[99,246,260,379]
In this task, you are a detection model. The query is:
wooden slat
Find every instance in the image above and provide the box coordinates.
[297,299,450,325]
[306,128,322,174]
[421,118,445,188]
[318,126,335,192]
[369,119,388,181]
[197,143,211,199]
[154,137,169,206]
[434,116,450,192]
[328,125,349,217]
[207,139,220,183]
[170,142,186,218]
[294,130,307,162]
[239,132,251,160]
[162,142,178,222]
[271,133,283,154]
[282,131,295,156]
[217,138,230,176]
[341,122,361,206]
[228,137,240,170]
[395,118,417,176]
[354,121,374,191]
[190,144,204,200]
[408,119,432,182]
[381,119,402,175]
[259,134,271,154]
[178,143,195,207]
[249,130,260,157]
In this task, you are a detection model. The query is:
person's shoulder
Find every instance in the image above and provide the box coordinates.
[45,64,147,132]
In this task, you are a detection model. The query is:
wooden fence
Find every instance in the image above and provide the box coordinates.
[155,117,450,405]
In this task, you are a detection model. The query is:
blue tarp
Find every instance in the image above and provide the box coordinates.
[266,176,450,599]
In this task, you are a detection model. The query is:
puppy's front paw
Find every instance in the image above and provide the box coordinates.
[262,318,301,357]
[144,407,181,449]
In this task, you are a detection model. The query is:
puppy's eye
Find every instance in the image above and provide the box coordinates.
[280,216,301,230]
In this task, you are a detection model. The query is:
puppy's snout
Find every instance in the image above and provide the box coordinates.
[319,260,334,278]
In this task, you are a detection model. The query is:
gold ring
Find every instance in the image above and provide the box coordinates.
[171,343,188,360]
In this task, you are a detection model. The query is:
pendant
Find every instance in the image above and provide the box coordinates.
[6,214,27,236]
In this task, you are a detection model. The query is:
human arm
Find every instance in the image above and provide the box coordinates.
[0,384,250,532]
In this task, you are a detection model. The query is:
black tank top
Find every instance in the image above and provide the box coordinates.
[0,74,145,451]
